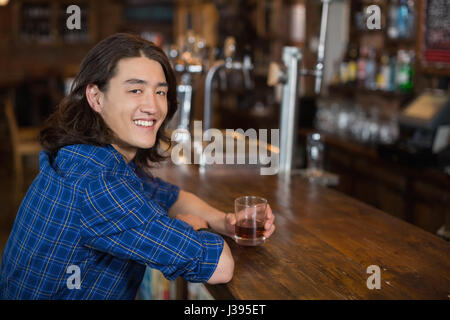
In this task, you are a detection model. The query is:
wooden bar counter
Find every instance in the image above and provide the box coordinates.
[152,163,450,300]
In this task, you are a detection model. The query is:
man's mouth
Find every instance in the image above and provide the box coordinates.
[133,119,155,128]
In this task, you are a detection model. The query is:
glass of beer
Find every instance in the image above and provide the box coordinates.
[234,196,267,246]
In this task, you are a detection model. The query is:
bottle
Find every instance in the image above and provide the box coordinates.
[397,0,409,39]
[396,50,414,92]
[348,44,358,84]
[339,45,349,85]
[407,0,416,39]
[339,61,349,85]
[365,47,377,90]
[357,45,368,87]
[388,0,399,39]
[377,54,391,91]
[355,10,365,31]
[388,55,397,92]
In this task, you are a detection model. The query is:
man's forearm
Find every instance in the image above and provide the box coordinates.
[169,190,231,237]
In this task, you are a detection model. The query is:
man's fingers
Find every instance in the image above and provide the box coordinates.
[227,213,236,225]
[264,224,275,238]
[264,205,275,238]
[266,205,275,220]
[265,207,275,230]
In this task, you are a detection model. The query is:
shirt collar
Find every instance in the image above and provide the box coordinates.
[53,144,138,178]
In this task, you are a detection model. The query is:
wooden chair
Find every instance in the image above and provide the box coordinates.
[3,97,41,206]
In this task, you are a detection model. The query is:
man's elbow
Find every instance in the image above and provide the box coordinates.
[219,257,235,284]
[208,259,234,284]
[207,247,235,284]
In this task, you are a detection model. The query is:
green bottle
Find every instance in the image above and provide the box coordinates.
[396,50,414,93]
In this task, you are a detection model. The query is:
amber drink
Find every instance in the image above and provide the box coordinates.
[234,196,267,246]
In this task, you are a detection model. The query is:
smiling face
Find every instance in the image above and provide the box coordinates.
[86,55,169,162]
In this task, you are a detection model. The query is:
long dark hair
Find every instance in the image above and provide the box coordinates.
[39,33,178,171]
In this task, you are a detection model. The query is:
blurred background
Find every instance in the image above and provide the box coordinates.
[0,0,449,298]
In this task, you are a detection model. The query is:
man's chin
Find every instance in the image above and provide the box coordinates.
[137,141,156,150]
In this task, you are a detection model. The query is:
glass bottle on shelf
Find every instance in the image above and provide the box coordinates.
[388,0,399,39]
[348,44,358,84]
[407,0,416,38]
[377,53,390,91]
[354,7,364,31]
[339,44,358,85]
[388,55,397,92]
[397,0,410,39]
[365,47,377,90]
[396,50,414,93]
[357,45,368,87]
[339,61,349,85]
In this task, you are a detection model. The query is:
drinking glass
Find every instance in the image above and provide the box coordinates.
[234,196,267,246]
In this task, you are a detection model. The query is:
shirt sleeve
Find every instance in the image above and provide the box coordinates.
[79,173,224,282]
[141,176,180,212]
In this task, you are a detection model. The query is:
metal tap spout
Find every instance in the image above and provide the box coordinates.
[203,60,226,132]
[203,37,253,132]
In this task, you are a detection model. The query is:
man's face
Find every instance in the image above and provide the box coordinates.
[92,55,169,160]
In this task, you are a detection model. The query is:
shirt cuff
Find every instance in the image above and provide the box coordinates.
[191,230,224,283]
[166,184,180,209]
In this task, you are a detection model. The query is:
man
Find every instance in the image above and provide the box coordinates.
[0,33,275,299]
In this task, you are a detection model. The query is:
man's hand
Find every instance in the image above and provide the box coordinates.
[224,204,276,239]
[175,213,209,230]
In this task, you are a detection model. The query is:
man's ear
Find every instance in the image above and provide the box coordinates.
[86,84,104,113]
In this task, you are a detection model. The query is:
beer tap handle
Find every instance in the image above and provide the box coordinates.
[224,36,236,65]
[314,0,331,94]
[242,54,254,89]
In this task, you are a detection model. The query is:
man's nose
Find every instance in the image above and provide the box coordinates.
[139,92,159,114]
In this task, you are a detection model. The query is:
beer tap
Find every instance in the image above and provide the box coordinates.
[203,36,254,134]
[168,31,205,143]
[267,0,331,174]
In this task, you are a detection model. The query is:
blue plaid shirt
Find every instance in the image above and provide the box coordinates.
[0,144,224,299]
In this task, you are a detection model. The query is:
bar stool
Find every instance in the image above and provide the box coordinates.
[3,96,41,207]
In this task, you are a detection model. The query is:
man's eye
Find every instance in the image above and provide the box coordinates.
[129,89,142,94]
[157,91,167,96]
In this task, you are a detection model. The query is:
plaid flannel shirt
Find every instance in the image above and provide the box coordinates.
[0,144,224,299]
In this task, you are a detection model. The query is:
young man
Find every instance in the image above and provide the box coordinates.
[0,33,275,299]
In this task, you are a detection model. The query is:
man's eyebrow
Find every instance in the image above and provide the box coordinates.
[123,78,168,87]
[124,78,147,85]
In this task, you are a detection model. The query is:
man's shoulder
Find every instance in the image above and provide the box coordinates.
[56,144,134,175]
[57,144,119,168]
[38,144,131,185]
